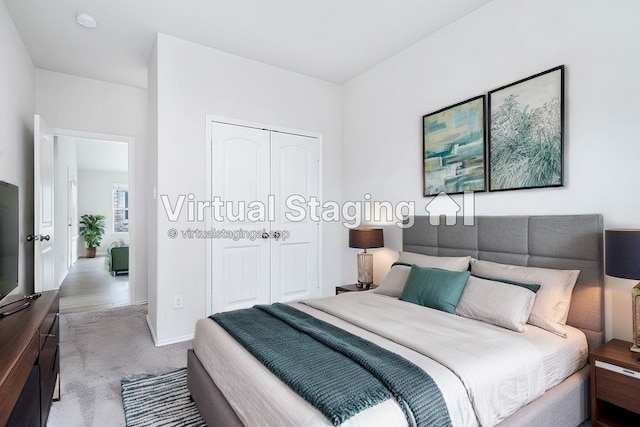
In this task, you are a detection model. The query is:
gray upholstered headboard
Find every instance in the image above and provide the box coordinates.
[402,215,604,350]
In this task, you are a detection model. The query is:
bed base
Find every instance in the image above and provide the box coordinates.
[187,349,243,427]
[187,348,589,427]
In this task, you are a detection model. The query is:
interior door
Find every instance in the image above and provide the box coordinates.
[33,115,55,292]
[270,131,320,302]
[211,122,271,312]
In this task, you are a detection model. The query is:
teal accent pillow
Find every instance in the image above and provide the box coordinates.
[399,266,471,313]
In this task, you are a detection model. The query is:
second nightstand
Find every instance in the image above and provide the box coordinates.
[335,284,376,295]
[590,339,640,427]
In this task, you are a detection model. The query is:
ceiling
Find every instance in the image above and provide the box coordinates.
[75,138,128,172]
[4,0,492,89]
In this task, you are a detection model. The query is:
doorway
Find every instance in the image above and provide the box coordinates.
[51,128,136,313]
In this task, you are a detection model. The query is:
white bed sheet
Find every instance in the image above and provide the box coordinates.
[193,292,587,427]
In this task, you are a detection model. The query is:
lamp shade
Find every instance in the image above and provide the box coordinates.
[605,229,640,280]
[348,228,384,249]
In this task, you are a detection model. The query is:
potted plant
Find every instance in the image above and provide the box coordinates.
[79,214,106,258]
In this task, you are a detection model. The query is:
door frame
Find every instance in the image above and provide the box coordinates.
[67,172,78,270]
[51,127,136,305]
[204,115,323,316]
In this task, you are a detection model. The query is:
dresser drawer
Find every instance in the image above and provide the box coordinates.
[40,313,58,376]
[39,299,59,350]
[0,330,39,424]
[39,303,59,427]
[6,365,40,427]
[595,360,640,414]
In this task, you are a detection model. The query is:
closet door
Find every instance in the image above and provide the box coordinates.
[211,122,271,312]
[271,132,320,302]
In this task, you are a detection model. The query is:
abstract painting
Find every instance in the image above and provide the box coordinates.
[423,95,486,197]
[488,66,564,191]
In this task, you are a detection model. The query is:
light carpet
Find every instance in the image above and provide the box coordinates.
[121,368,205,427]
[48,304,193,427]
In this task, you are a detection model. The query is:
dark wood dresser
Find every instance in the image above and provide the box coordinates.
[0,291,60,426]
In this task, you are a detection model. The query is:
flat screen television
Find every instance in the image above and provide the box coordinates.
[0,181,19,301]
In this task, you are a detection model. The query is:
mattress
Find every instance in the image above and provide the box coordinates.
[193,292,587,427]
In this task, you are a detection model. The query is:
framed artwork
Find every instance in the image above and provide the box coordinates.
[423,95,486,197]
[488,65,564,191]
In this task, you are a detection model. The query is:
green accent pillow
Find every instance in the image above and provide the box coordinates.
[399,265,471,313]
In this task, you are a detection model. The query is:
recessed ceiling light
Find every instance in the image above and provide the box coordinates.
[76,13,97,28]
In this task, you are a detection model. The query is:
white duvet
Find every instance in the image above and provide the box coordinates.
[193,292,587,427]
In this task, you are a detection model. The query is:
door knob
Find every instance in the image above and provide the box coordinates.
[26,234,50,242]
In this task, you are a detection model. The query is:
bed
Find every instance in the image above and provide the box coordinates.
[187,214,604,426]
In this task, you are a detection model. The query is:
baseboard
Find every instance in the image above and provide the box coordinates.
[145,314,159,345]
[155,333,194,346]
[145,314,193,346]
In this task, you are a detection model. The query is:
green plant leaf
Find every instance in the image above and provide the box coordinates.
[79,214,106,248]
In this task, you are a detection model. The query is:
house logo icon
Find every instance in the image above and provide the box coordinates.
[424,191,476,226]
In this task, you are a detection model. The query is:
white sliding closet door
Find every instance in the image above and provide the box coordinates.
[211,122,271,313]
[271,132,320,302]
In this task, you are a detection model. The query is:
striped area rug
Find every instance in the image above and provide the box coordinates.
[121,368,205,427]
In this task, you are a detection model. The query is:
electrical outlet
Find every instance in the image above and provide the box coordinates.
[173,294,184,309]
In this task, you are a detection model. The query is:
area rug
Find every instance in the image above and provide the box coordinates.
[121,368,205,427]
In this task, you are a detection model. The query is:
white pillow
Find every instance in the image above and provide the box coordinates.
[455,276,537,332]
[397,252,470,272]
[373,264,411,297]
[470,259,580,337]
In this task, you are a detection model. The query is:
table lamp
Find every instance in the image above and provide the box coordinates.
[605,229,640,353]
[349,228,384,289]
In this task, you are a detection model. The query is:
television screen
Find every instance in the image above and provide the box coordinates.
[0,181,19,301]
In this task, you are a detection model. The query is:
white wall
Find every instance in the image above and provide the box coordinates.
[146,41,159,336]
[53,136,78,286]
[77,169,129,255]
[342,0,640,341]
[0,1,35,298]
[150,34,343,344]
[35,69,148,303]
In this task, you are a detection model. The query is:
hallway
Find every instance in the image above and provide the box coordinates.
[59,256,130,313]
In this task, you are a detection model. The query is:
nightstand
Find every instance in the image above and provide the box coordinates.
[590,339,640,426]
[335,284,376,295]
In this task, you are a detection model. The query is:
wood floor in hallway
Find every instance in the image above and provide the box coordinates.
[59,256,130,314]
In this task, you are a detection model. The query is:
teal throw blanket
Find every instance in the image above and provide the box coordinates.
[210,303,451,427]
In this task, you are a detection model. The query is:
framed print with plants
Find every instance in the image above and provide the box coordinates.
[488,65,564,191]
[423,95,486,197]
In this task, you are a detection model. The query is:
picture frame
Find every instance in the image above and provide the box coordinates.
[422,95,486,197]
[488,65,564,192]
